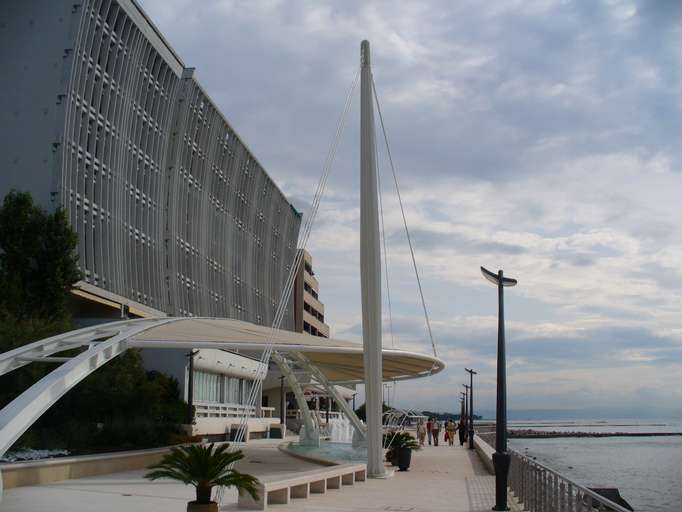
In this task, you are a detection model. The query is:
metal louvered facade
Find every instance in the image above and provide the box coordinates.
[0,0,301,328]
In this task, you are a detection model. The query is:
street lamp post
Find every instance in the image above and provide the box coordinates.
[481,266,517,511]
[462,384,469,442]
[465,368,477,450]
[186,350,199,425]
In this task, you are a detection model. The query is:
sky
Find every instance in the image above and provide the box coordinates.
[140,0,682,416]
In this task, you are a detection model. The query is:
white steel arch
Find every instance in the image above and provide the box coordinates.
[0,318,178,458]
[0,318,178,504]
[0,317,445,502]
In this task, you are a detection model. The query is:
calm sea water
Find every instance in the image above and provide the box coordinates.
[508,420,682,512]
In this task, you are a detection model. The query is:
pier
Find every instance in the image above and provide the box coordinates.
[509,429,682,439]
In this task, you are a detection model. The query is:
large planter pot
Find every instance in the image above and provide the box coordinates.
[187,501,219,512]
[397,447,412,471]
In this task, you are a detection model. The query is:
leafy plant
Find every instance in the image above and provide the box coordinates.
[0,190,80,321]
[145,443,260,504]
[0,191,186,456]
[383,431,420,451]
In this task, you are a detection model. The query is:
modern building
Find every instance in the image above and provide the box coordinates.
[1,0,300,323]
[1,0,301,438]
[294,249,330,337]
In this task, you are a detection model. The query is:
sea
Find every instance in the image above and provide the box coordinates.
[507,419,682,512]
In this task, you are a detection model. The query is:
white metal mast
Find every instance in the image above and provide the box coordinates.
[360,40,385,478]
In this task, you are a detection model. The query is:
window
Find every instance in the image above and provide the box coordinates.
[192,370,258,406]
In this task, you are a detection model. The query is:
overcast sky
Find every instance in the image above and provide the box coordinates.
[141,0,682,415]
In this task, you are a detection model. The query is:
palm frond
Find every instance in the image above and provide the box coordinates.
[145,442,260,501]
[215,470,260,500]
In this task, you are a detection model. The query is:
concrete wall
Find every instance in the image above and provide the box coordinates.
[473,435,496,475]
[0,446,172,489]
[0,1,79,208]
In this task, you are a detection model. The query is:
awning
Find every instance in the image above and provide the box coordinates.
[129,317,444,383]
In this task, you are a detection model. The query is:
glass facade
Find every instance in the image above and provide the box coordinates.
[193,369,254,405]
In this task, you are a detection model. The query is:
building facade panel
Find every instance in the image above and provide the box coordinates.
[1,0,301,328]
[58,0,183,311]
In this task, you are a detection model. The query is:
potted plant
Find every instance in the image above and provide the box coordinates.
[384,431,420,471]
[145,443,259,512]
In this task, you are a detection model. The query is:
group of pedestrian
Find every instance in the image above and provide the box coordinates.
[416,417,468,447]
[417,417,466,446]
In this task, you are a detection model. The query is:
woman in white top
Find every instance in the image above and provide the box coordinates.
[416,420,427,447]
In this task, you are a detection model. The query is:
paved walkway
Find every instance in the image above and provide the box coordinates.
[267,443,505,512]
[1,439,320,512]
[1,440,518,511]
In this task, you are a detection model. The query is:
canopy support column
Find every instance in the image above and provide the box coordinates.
[291,353,367,446]
[360,39,386,478]
[271,351,319,447]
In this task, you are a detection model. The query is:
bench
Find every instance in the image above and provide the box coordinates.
[238,463,367,510]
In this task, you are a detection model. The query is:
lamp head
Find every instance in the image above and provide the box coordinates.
[481,266,517,287]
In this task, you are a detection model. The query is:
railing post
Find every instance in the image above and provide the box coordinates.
[576,490,585,512]
[521,458,528,510]
[532,464,537,512]
[567,482,574,512]
[560,480,566,512]
[533,464,540,512]
[543,469,549,512]
[538,466,547,512]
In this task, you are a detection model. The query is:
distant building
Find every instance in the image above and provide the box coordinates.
[1,0,301,439]
[294,249,330,337]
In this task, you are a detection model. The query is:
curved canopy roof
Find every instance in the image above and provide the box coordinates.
[129,317,444,383]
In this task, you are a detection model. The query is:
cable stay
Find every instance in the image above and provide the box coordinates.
[371,76,439,361]
[227,66,362,452]
[376,123,395,350]
[375,107,400,415]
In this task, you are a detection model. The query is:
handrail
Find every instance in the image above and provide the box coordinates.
[509,448,633,512]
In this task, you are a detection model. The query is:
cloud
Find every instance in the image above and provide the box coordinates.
[140,0,682,414]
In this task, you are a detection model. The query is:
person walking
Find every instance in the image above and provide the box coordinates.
[416,419,427,447]
[432,419,441,446]
[458,416,466,446]
[426,417,433,446]
[446,419,456,446]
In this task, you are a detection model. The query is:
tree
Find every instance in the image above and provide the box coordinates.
[0,191,81,415]
[0,190,80,322]
[0,191,186,455]
[354,401,392,422]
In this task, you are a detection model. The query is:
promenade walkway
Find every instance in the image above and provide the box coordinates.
[274,443,512,512]
[1,439,518,511]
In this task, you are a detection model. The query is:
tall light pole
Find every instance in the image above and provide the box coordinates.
[481,266,517,511]
[465,368,477,450]
[462,384,469,442]
[459,393,466,446]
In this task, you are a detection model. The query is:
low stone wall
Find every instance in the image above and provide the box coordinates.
[473,435,496,475]
[0,446,173,489]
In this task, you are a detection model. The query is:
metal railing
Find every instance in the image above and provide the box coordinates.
[194,402,256,418]
[509,449,632,512]
[286,409,344,421]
